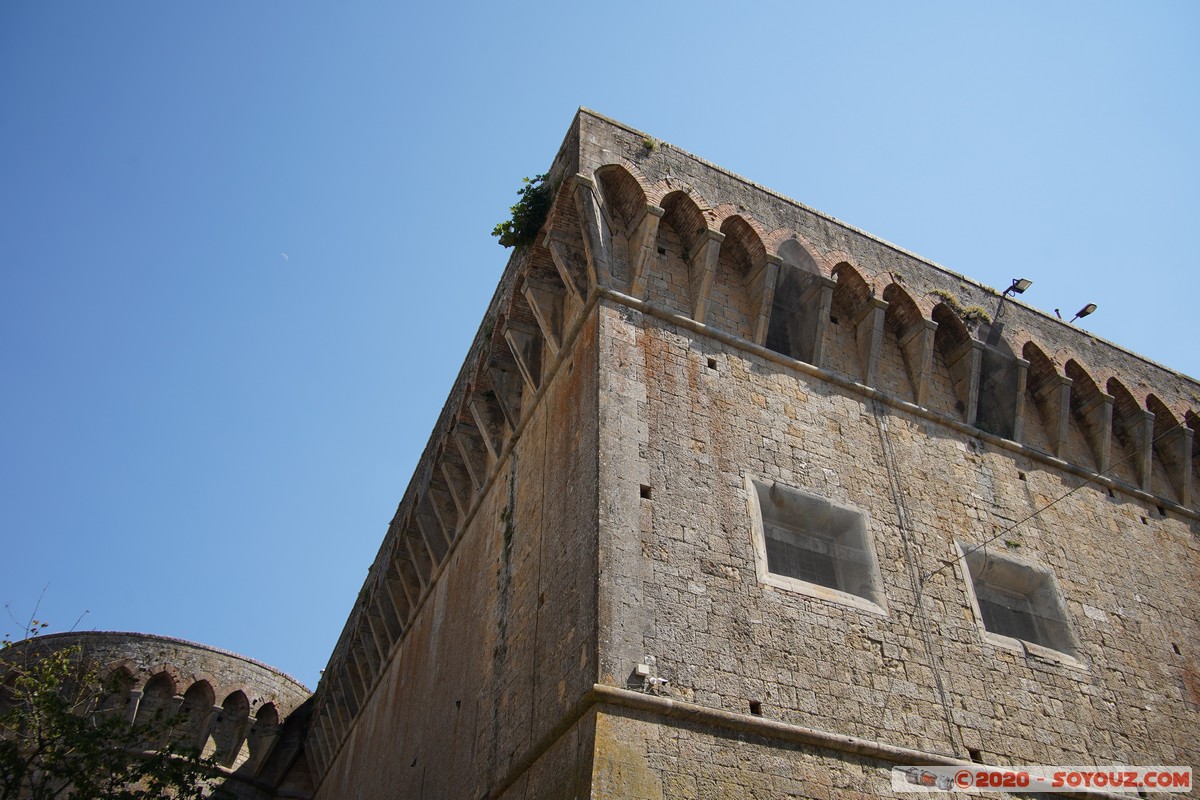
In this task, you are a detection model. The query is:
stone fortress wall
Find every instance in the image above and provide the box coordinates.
[11,110,1196,799]
[4,631,312,798]
[303,109,1199,798]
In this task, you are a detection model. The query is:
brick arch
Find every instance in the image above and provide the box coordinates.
[765,236,831,365]
[137,663,184,693]
[1186,410,1200,509]
[99,665,136,717]
[717,215,767,276]
[1146,394,1191,504]
[647,180,713,213]
[1107,377,1151,489]
[660,191,711,258]
[1147,393,1180,435]
[1022,341,1058,388]
[820,262,874,380]
[831,262,873,310]
[880,283,926,403]
[1019,341,1063,455]
[775,236,822,277]
[595,164,647,230]
[1063,359,1113,473]
[930,304,975,421]
[213,689,252,768]
[882,283,926,335]
[135,670,178,747]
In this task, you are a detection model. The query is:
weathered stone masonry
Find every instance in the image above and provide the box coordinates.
[27,110,1194,799]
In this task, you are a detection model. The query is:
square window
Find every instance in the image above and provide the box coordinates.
[748,477,887,613]
[958,544,1080,661]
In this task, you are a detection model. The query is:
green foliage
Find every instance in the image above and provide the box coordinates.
[640,135,660,153]
[929,289,993,325]
[0,624,229,800]
[491,174,550,248]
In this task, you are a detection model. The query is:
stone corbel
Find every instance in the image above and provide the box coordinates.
[1031,374,1073,459]
[402,527,432,589]
[416,499,449,563]
[469,392,506,462]
[487,362,523,431]
[945,339,983,426]
[1073,391,1114,473]
[800,275,836,367]
[746,255,781,346]
[628,204,665,299]
[898,319,937,407]
[852,297,888,387]
[521,275,565,359]
[503,320,544,392]
[439,451,473,518]
[1155,425,1193,505]
[571,174,609,289]
[428,486,459,543]
[1010,358,1030,442]
[386,557,415,618]
[126,689,143,723]
[688,229,725,323]
[453,422,488,491]
[543,228,589,303]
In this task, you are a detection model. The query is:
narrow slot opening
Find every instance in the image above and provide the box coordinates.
[748,700,762,716]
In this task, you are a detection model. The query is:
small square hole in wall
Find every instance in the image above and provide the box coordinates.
[706,357,717,370]
[830,315,839,325]
[1106,487,1115,498]
[1141,517,1149,525]
[1018,471,1027,481]
[1157,505,1167,517]
[1172,642,1181,655]
[748,700,762,716]
[639,485,652,500]
[968,748,983,763]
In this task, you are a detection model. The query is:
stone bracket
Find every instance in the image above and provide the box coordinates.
[898,318,937,407]
[853,297,888,387]
[746,255,781,346]
[945,339,982,426]
[628,204,664,299]
[488,362,524,430]
[522,275,566,359]
[571,174,607,290]
[1158,425,1194,505]
[469,391,507,462]
[1074,392,1114,473]
[688,229,725,324]
[453,421,488,491]
[504,319,544,392]
[544,228,589,302]
[1003,357,1030,442]
[1032,374,1073,459]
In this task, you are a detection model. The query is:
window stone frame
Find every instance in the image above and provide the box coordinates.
[956,542,1084,667]
[746,475,888,615]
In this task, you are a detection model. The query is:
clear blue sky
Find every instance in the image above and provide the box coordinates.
[2,2,1196,689]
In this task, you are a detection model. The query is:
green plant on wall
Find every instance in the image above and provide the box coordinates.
[930,289,992,325]
[492,174,550,248]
